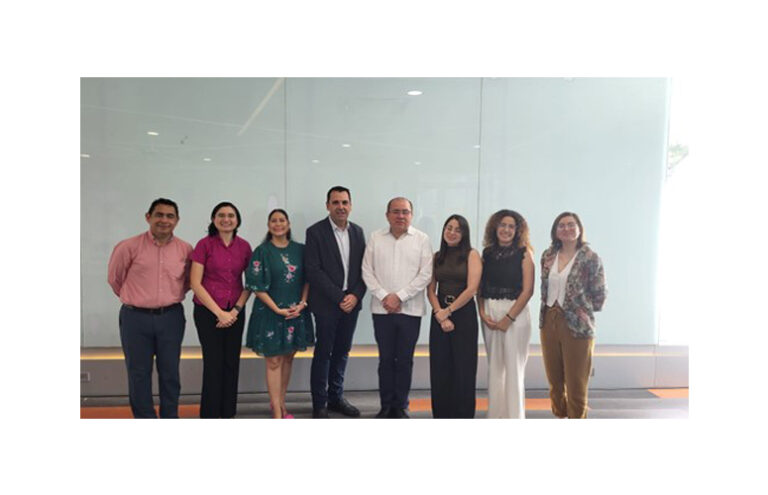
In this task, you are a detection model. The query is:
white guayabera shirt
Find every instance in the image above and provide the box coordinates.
[361,225,433,317]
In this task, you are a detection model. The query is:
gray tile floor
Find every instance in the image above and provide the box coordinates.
[81,388,689,419]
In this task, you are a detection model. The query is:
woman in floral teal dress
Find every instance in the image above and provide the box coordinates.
[246,209,314,419]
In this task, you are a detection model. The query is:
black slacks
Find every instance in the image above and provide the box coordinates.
[373,313,421,410]
[429,302,478,418]
[193,304,245,418]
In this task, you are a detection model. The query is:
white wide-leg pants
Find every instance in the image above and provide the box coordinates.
[482,298,531,419]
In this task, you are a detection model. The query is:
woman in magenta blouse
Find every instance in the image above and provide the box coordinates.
[190,202,252,418]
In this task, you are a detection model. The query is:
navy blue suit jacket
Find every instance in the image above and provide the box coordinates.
[304,218,366,316]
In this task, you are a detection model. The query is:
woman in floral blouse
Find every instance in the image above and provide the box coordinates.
[539,212,606,419]
[245,209,314,419]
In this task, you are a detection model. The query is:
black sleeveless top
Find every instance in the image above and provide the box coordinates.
[434,247,468,299]
[479,245,524,300]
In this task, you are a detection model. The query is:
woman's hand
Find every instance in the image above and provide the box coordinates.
[285,301,307,319]
[216,310,237,328]
[440,318,455,333]
[435,307,451,323]
[495,315,512,332]
[481,313,498,330]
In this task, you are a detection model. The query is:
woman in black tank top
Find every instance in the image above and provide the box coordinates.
[477,209,535,419]
[426,214,482,418]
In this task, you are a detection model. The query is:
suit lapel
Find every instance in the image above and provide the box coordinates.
[324,218,344,271]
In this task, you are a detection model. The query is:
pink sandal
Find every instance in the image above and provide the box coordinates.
[269,403,294,419]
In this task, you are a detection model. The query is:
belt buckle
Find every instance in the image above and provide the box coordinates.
[443,295,455,306]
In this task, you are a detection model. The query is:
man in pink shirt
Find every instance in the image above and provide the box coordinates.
[108,198,193,418]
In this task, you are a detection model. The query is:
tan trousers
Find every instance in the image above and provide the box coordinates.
[540,305,594,419]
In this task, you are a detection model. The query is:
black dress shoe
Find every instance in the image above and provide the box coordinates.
[328,398,361,417]
[312,407,329,418]
[390,408,409,419]
[375,407,392,418]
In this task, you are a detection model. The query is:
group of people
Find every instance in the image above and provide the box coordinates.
[107,186,606,419]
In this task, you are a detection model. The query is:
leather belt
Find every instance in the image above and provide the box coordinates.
[124,303,181,315]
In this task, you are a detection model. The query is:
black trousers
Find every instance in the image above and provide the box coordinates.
[429,302,478,418]
[193,304,245,418]
[373,314,421,410]
[310,308,360,409]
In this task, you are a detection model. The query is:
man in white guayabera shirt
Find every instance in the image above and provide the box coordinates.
[361,197,433,419]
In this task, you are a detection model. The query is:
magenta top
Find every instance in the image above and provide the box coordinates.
[190,234,253,309]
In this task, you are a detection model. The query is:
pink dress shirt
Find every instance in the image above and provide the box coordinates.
[190,234,252,309]
[108,231,193,308]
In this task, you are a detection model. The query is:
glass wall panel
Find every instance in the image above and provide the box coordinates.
[478,78,669,344]
[81,77,668,347]
[285,78,482,344]
[81,78,286,346]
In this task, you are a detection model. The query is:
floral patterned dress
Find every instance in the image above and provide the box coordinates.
[245,240,315,357]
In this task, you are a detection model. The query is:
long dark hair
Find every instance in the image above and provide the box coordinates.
[207,201,242,236]
[434,214,472,270]
[549,211,586,250]
[483,209,532,251]
[263,208,292,244]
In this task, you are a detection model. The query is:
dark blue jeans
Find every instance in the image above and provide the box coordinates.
[310,309,360,409]
[373,314,421,410]
[119,304,185,418]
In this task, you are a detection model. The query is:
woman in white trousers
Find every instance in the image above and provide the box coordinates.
[477,209,535,419]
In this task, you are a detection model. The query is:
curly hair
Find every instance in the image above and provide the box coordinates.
[483,209,532,251]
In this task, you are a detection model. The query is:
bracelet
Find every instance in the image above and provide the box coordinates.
[505,313,516,322]
[233,305,244,313]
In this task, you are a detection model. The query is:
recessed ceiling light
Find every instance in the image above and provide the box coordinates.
[407,90,423,96]
[203,158,212,162]
[473,144,481,149]
[81,153,90,158]
[311,159,320,163]
[147,131,159,136]
[414,161,421,165]
[341,144,351,148]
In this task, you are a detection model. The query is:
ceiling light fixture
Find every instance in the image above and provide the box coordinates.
[203,158,212,162]
[473,144,481,149]
[407,90,423,96]
[81,153,90,158]
[311,159,320,163]
[147,131,159,136]
[341,144,351,148]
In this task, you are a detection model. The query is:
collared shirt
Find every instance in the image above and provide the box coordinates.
[190,234,252,309]
[108,231,193,308]
[361,225,433,317]
[328,216,350,291]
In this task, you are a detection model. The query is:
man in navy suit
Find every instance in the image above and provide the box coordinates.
[305,186,367,418]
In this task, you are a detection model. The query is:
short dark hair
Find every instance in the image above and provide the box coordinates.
[147,198,179,217]
[549,211,586,250]
[263,208,292,243]
[386,197,413,213]
[207,202,242,236]
[326,186,351,203]
[483,209,532,251]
